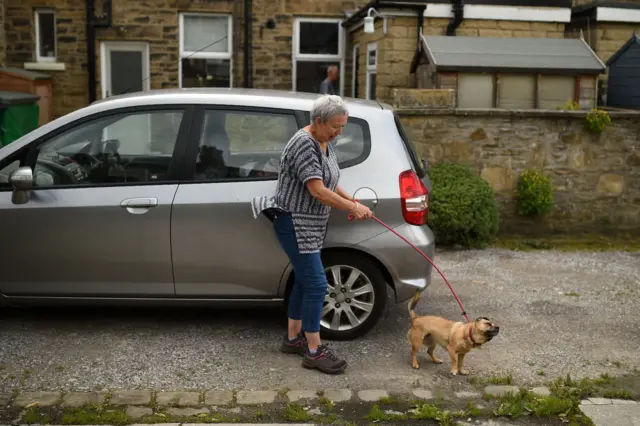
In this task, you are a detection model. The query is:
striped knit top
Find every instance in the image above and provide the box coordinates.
[251,129,341,254]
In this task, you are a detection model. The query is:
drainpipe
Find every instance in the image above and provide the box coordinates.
[446,0,464,36]
[243,0,252,88]
[86,0,97,103]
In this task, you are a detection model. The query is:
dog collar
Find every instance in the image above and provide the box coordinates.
[467,323,480,347]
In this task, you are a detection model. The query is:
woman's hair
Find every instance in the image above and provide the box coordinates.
[310,94,349,124]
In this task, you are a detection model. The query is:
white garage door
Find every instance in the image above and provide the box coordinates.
[458,73,494,108]
[498,74,536,109]
[539,75,575,110]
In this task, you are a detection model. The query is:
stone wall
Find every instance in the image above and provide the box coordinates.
[4,0,369,119]
[397,108,640,235]
[0,0,5,67]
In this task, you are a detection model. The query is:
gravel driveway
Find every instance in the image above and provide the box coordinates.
[1,249,639,394]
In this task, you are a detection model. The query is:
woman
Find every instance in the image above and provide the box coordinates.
[252,94,373,374]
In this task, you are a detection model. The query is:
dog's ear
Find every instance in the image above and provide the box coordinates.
[475,316,490,322]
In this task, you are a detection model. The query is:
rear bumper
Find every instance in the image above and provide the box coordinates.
[357,223,435,303]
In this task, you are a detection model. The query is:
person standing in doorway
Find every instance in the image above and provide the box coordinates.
[319,65,339,95]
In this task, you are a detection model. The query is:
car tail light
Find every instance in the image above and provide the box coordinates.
[399,170,429,226]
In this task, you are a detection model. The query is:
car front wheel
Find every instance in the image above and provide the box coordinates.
[319,252,388,341]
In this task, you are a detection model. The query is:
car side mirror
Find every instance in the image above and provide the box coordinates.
[10,166,34,205]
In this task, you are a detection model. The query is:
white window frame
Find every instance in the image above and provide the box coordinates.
[99,41,151,99]
[178,13,234,88]
[366,42,377,100]
[35,9,57,63]
[292,17,345,96]
[352,44,360,98]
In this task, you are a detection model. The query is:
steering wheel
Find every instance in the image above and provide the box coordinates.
[36,159,78,185]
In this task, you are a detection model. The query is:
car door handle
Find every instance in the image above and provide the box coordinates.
[120,197,158,208]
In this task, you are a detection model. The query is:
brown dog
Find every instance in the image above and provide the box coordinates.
[407,291,500,376]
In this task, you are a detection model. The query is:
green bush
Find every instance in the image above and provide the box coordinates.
[516,169,554,216]
[585,108,611,134]
[427,162,500,248]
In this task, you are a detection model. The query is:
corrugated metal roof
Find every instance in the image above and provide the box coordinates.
[420,35,606,73]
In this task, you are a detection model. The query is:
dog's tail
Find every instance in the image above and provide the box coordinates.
[408,290,421,324]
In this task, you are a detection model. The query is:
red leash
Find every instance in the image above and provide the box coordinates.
[348,212,471,324]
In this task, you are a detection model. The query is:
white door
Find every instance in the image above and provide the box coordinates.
[100,42,152,154]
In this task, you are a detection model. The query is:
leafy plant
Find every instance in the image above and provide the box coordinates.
[557,99,581,111]
[427,162,500,248]
[585,108,611,134]
[516,169,554,216]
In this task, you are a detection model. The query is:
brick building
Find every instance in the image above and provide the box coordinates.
[1,0,639,120]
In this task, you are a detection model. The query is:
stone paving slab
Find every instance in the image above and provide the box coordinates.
[357,389,388,402]
[156,392,201,407]
[13,392,61,407]
[109,390,152,406]
[579,401,640,426]
[321,389,351,402]
[286,390,318,403]
[204,390,234,406]
[62,392,106,408]
[235,390,277,405]
[0,394,11,406]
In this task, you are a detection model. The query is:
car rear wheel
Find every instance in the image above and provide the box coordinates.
[319,252,387,341]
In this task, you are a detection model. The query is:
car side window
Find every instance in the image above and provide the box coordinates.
[303,112,371,169]
[194,109,299,181]
[32,109,185,187]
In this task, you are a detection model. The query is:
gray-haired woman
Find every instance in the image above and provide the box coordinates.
[252,94,373,374]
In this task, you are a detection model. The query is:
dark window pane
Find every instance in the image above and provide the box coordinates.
[110,51,143,96]
[354,48,360,98]
[296,61,339,94]
[38,12,56,58]
[182,58,230,88]
[299,22,339,55]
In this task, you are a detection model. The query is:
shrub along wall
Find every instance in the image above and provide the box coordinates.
[397,108,640,236]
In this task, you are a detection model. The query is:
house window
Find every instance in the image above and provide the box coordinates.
[352,45,360,98]
[577,76,597,109]
[35,10,56,62]
[179,14,233,88]
[293,18,344,95]
[366,43,377,100]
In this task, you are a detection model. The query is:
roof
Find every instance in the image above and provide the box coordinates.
[342,0,572,28]
[605,32,640,66]
[411,35,606,74]
[0,90,41,107]
[572,0,640,14]
[0,67,52,80]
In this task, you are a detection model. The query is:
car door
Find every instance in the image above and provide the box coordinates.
[170,106,302,298]
[0,105,194,297]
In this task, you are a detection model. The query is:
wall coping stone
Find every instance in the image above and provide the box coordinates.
[395,108,640,118]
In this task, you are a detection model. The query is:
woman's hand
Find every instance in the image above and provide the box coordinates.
[349,200,373,220]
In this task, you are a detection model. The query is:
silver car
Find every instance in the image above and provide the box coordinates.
[0,88,434,340]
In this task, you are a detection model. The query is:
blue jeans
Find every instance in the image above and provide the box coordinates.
[272,210,328,333]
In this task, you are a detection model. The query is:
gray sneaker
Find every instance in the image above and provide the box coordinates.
[301,344,347,374]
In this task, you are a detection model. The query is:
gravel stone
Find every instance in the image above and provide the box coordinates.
[13,392,60,407]
[204,390,234,406]
[0,394,11,406]
[166,407,209,417]
[322,389,352,402]
[62,392,105,407]
[531,387,551,397]
[156,392,200,407]
[125,406,153,418]
[484,386,519,397]
[286,390,317,402]
[357,389,388,402]
[110,391,151,406]
[412,389,434,400]
[1,251,638,395]
[236,391,277,405]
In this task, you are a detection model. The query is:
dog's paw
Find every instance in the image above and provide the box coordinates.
[450,370,458,376]
[412,363,420,370]
[431,358,443,364]
[459,369,470,376]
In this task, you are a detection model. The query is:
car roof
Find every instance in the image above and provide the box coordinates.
[89,88,387,113]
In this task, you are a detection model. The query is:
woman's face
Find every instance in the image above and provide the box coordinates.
[315,114,348,143]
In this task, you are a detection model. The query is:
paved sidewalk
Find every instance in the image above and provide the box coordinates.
[580,398,640,426]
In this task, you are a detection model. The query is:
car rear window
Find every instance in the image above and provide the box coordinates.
[303,112,371,169]
[393,112,425,178]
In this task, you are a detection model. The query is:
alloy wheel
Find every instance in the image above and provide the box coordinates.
[321,265,375,332]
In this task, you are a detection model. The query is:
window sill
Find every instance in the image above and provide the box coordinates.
[24,62,66,72]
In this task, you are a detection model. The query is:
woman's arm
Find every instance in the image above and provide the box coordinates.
[334,185,353,201]
[307,180,358,213]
